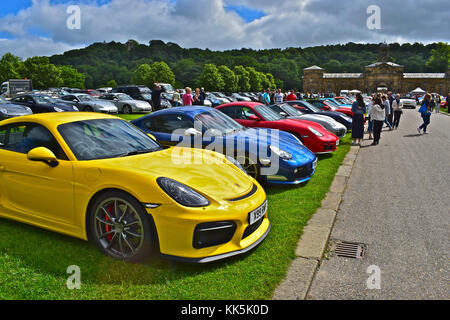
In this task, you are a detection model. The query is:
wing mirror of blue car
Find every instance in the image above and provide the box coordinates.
[184,128,202,136]
[27,147,59,167]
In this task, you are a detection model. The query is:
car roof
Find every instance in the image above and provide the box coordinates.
[218,102,263,107]
[0,112,122,128]
[145,106,214,118]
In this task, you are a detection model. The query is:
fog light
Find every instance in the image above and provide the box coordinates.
[193,221,236,249]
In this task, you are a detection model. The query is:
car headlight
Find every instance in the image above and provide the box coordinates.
[157,177,209,207]
[53,107,64,112]
[0,107,7,114]
[25,107,32,113]
[308,126,323,137]
[226,156,247,174]
[270,145,292,160]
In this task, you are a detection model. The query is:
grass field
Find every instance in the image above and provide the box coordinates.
[0,115,351,299]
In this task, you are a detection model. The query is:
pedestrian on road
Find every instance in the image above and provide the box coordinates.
[351,93,366,145]
[369,96,385,145]
[182,87,193,106]
[274,88,284,104]
[382,95,393,130]
[366,95,374,139]
[392,94,403,129]
[418,93,432,134]
[435,94,441,114]
[387,91,395,125]
[446,93,450,113]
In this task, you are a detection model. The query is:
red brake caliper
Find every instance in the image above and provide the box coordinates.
[105,204,114,241]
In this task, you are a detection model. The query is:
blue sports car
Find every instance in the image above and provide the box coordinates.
[132,106,317,185]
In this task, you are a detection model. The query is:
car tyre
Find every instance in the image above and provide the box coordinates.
[88,190,154,262]
[123,105,132,114]
[84,106,94,112]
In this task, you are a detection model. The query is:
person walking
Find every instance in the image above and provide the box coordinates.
[391,94,403,129]
[369,96,385,145]
[382,95,393,130]
[435,94,441,114]
[387,91,395,125]
[418,93,432,134]
[182,87,193,106]
[446,93,450,113]
[366,95,374,139]
[263,89,271,105]
[258,89,265,103]
[151,82,166,111]
[430,95,436,113]
[351,93,366,145]
[286,90,297,101]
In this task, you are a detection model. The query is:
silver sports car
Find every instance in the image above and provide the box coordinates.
[269,103,347,138]
[99,93,152,114]
[59,93,118,114]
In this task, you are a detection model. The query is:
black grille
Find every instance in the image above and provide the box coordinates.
[294,163,314,179]
[193,221,236,249]
[242,216,264,240]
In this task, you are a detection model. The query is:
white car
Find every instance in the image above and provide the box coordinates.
[400,97,417,109]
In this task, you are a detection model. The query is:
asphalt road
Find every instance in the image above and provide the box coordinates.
[307,109,449,300]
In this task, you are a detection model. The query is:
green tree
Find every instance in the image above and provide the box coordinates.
[131,64,154,87]
[59,65,85,88]
[425,42,450,72]
[265,73,276,89]
[0,53,22,82]
[197,64,224,91]
[246,67,262,92]
[233,65,250,92]
[19,56,63,89]
[105,79,118,88]
[218,65,238,92]
[150,61,175,85]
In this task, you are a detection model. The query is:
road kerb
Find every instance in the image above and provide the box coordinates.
[272,145,360,300]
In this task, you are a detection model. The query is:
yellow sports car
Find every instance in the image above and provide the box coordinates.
[0,113,270,263]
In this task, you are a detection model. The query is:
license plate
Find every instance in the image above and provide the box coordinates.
[249,200,268,225]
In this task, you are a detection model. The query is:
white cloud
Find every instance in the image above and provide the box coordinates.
[0,0,448,58]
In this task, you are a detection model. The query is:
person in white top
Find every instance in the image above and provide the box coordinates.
[391,94,403,129]
[368,96,385,145]
[274,89,284,104]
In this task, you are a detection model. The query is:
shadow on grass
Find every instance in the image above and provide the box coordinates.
[0,217,248,286]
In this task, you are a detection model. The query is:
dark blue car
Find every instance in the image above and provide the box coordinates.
[132,106,317,185]
[10,94,79,113]
[285,100,353,130]
[0,96,33,120]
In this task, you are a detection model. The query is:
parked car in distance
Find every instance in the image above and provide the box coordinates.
[306,99,354,117]
[283,100,353,130]
[231,93,252,102]
[97,87,113,94]
[11,94,79,113]
[99,93,152,114]
[212,92,234,102]
[400,97,417,109]
[0,112,270,263]
[268,103,347,139]
[216,102,339,154]
[0,96,33,120]
[132,106,318,184]
[59,93,118,114]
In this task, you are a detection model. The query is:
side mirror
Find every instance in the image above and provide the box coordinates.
[27,147,59,167]
[147,133,157,141]
[184,128,202,136]
[280,112,288,117]
[248,115,260,121]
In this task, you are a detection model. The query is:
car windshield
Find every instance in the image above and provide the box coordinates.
[117,94,132,101]
[58,119,161,161]
[214,92,226,98]
[35,95,58,104]
[138,87,151,93]
[141,94,152,100]
[293,101,320,113]
[254,105,283,121]
[194,109,243,136]
[280,103,302,116]
[161,84,174,92]
[322,100,338,110]
[78,95,94,102]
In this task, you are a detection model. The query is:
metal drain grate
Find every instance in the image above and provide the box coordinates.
[333,241,366,259]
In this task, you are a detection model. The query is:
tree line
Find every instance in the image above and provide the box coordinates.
[1,40,448,91]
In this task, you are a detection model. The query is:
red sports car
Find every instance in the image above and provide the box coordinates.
[216,102,339,154]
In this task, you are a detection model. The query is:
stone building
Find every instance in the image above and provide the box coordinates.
[302,43,450,95]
